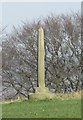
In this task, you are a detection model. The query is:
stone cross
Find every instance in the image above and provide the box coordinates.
[38,27,45,88]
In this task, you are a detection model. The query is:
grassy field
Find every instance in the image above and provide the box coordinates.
[2,98,81,118]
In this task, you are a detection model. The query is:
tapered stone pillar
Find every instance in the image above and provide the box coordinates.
[38,27,45,88]
[29,27,54,99]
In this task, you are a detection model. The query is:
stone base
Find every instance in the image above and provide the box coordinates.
[29,87,55,100]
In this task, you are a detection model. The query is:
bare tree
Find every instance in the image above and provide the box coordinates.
[2,12,81,99]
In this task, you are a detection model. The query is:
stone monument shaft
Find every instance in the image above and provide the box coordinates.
[38,27,45,88]
[29,27,54,99]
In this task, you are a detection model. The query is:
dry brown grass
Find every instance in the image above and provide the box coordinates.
[0,90,82,104]
[55,90,82,100]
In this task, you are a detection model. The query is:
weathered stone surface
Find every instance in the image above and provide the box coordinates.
[29,27,55,99]
[38,27,45,88]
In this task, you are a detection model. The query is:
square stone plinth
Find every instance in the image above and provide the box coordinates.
[29,87,55,100]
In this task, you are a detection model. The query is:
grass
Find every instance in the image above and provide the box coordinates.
[0,104,2,119]
[2,98,81,118]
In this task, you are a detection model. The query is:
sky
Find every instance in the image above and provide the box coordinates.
[2,2,81,33]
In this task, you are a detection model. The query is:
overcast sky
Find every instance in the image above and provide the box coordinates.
[2,2,81,33]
